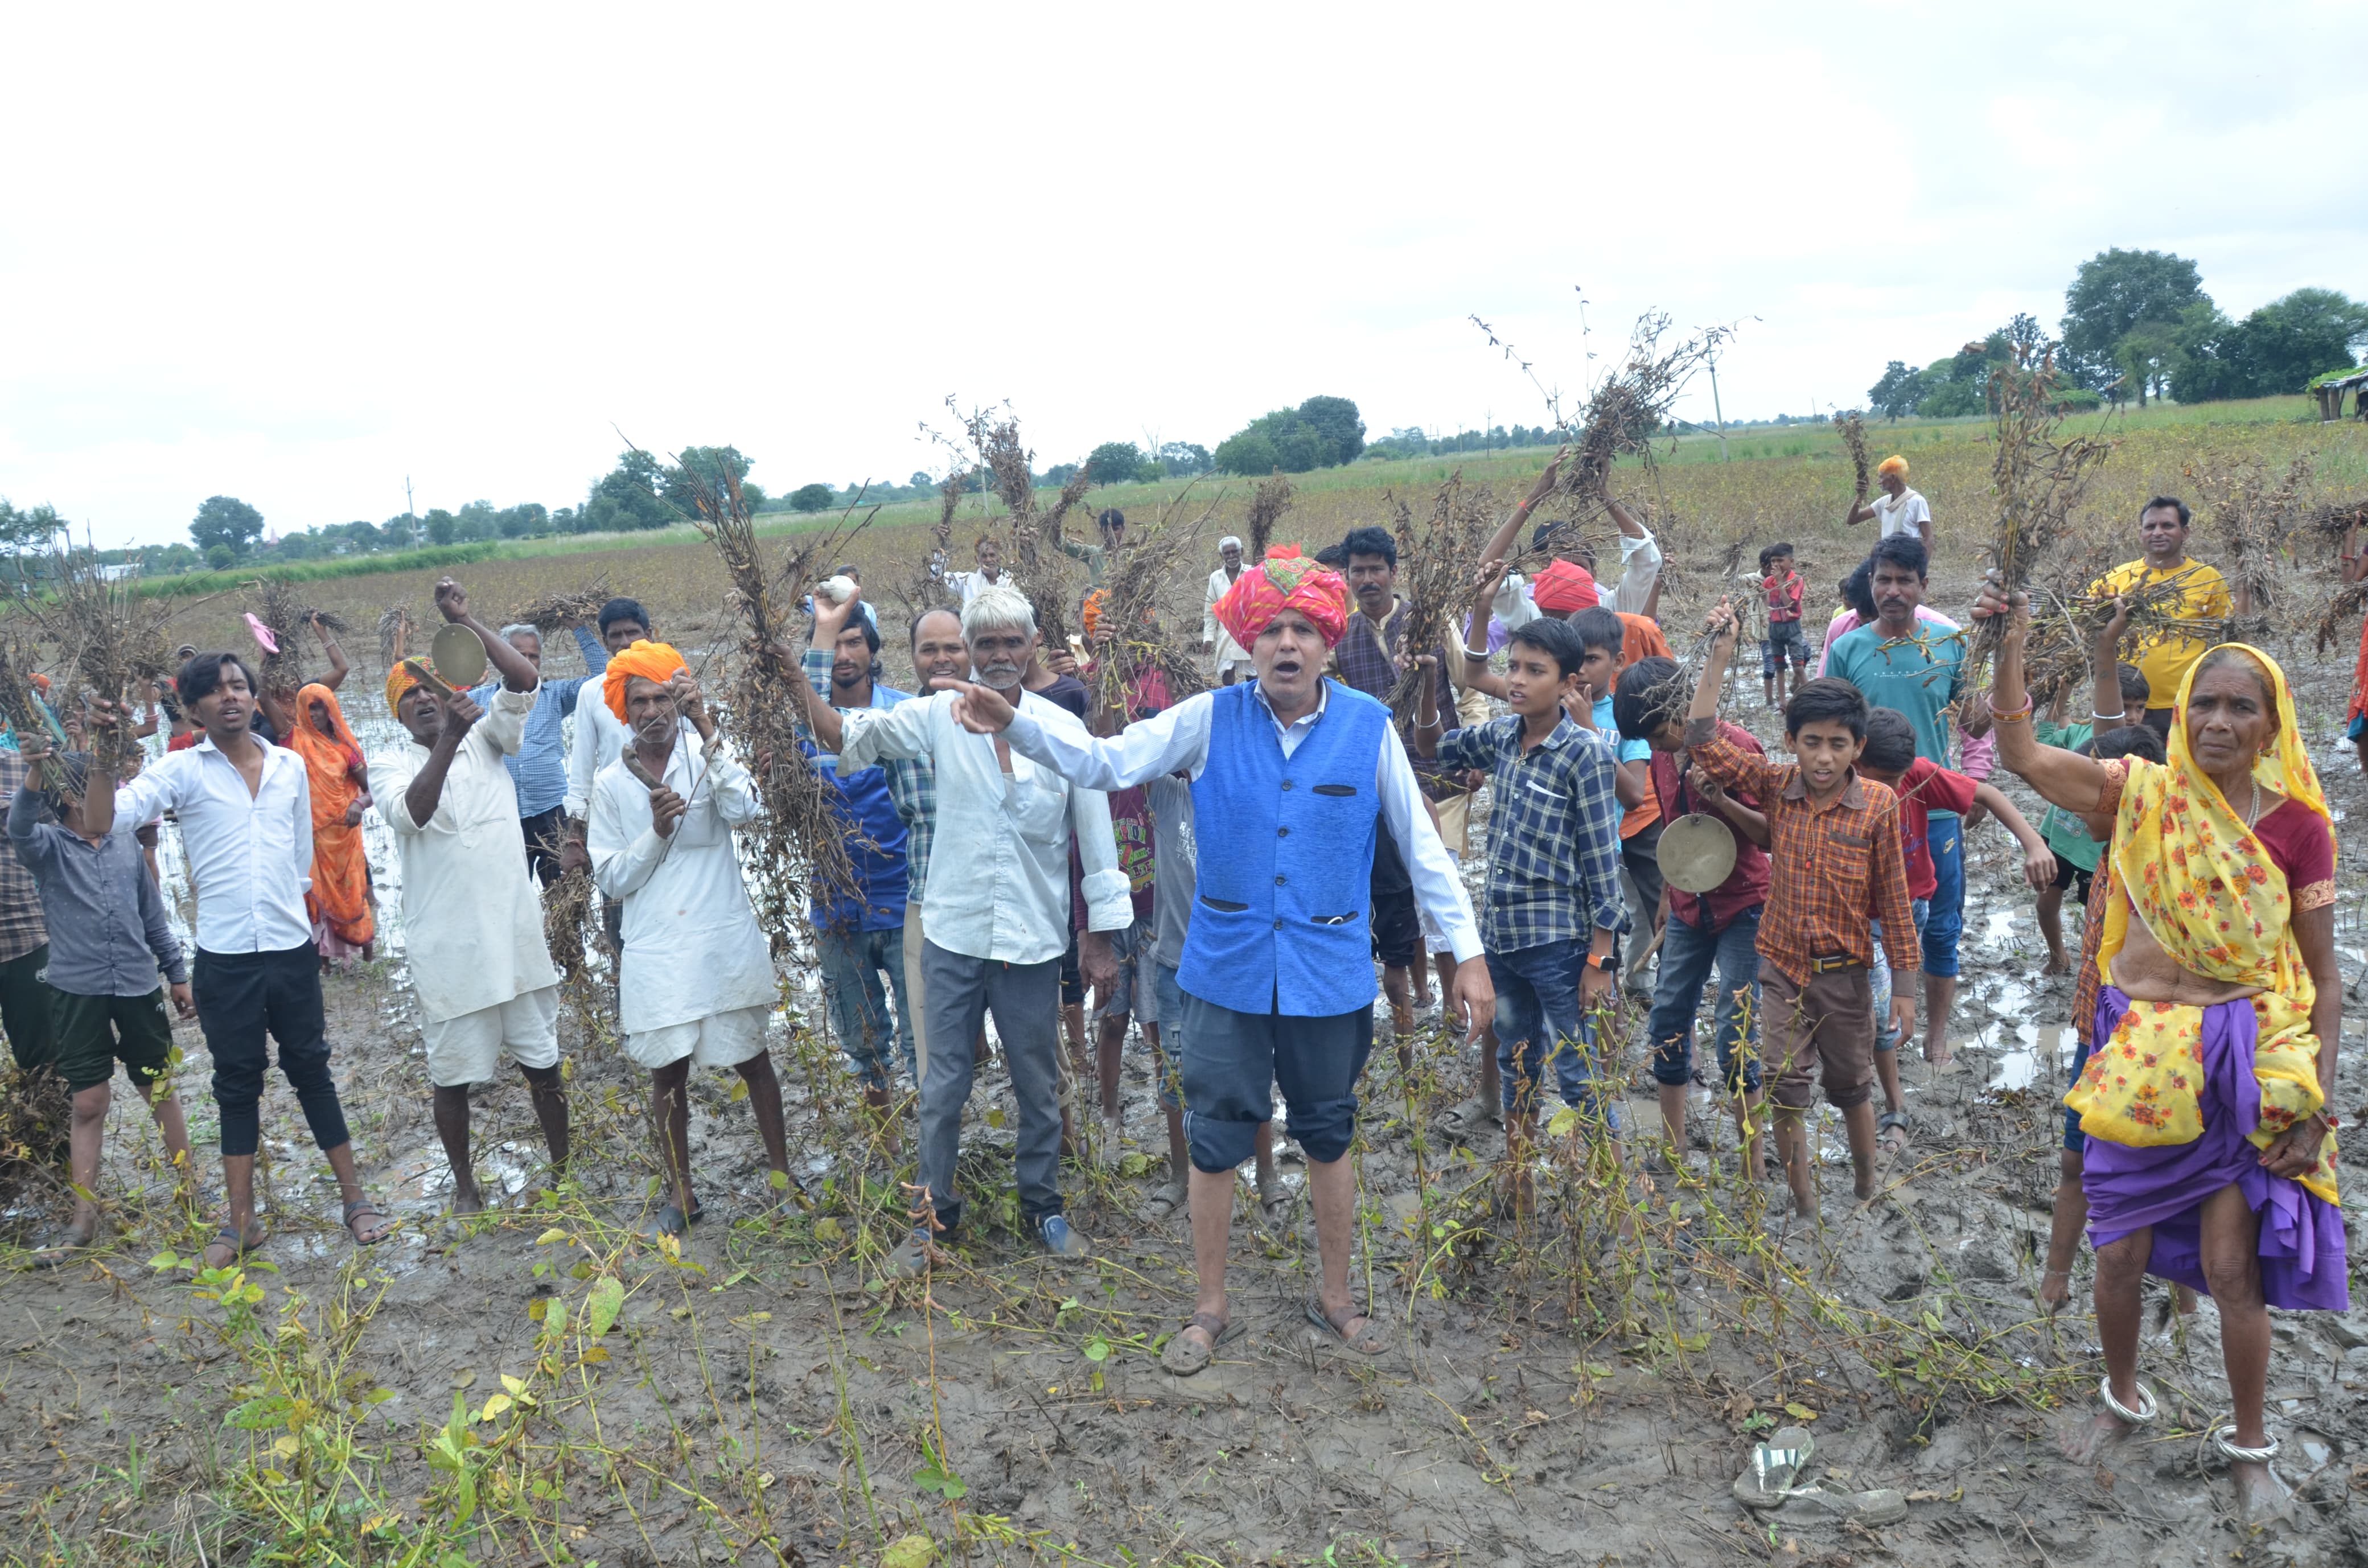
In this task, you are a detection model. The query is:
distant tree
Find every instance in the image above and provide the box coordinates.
[1086,442,1145,485]
[2061,249,2209,391]
[0,498,63,590]
[496,502,548,539]
[1155,442,1211,477]
[2115,322,2180,405]
[275,530,319,561]
[1867,360,1922,419]
[190,495,265,560]
[549,507,578,534]
[663,445,754,515]
[454,500,499,542]
[1292,396,1366,464]
[788,483,836,513]
[1212,430,1281,475]
[150,542,199,574]
[205,544,235,570]
[583,449,675,532]
[1042,463,1080,486]
[425,508,459,546]
[380,515,421,550]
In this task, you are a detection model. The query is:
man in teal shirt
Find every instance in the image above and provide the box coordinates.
[1824,536,1969,1068]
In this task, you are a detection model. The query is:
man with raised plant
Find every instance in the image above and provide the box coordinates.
[373,578,571,1217]
[587,636,795,1237]
[938,550,1487,1374]
[464,614,609,887]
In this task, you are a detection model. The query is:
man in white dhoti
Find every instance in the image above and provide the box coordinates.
[372,579,570,1215]
[589,637,792,1237]
[1202,536,1253,685]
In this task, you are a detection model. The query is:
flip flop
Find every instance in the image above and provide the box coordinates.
[1159,1311,1240,1376]
[1141,1183,1187,1222]
[32,1232,99,1270]
[1305,1298,1389,1356]
[202,1220,268,1270]
[640,1201,704,1240]
[342,1199,393,1246]
[1733,1425,1817,1509]
[1434,1096,1502,1142]
[1876,1111,1911,1159]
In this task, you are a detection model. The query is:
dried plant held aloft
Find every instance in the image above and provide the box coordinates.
[38,549,176,774]
[505,574,612,634]
[666,447,868,944]
[1969,341,2115,684]
[377,602,416,666]
[1245,474,1293,563]
[245,579,350,697]
[1834,410,1873,505]
[1088,484,1216,722]
[2181,451,2313,629]
[1379,471,1497,726]
[969,405,1090,651]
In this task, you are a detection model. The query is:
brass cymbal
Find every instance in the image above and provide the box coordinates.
[429,622,488,690]
[1658,812,1738,894]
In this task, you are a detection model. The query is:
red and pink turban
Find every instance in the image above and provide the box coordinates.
[1531,558,1600,615]
[1212,546,1350,650]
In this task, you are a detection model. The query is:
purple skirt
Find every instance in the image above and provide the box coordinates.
[2082,986,2349,1312]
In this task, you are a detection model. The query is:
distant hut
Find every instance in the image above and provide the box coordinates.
[2313,368,2368,422]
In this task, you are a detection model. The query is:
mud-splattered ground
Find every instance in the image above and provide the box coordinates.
[6,610,2368,1568]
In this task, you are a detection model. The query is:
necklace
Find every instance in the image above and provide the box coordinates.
[2243,778,2263,830]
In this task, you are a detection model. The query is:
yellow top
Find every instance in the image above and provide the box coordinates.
[2093,558,2232,711]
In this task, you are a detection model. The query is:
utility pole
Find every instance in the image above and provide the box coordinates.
[1706,352,1731,463]
[405,476,418,548]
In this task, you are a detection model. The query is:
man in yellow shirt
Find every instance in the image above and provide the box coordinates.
[2091,496,2235,741]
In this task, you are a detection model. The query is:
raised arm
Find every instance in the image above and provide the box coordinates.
[960,685,1209,791]
[1473,449,1567,570]
[1683,603,1782,801]
[434,579,537,692]
[1456,559,1512,698]
[312,615,351,690]
[400,689,482,829]
[1972,581,2112,816]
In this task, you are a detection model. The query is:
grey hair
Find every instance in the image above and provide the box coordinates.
[1219,535,1243,550]
[498,623,538,643]
[961,584,1036,643]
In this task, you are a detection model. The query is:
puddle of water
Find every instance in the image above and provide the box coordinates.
[2299,1437,2333,1467]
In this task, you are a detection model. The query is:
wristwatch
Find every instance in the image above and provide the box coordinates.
[1588,951,1618,974]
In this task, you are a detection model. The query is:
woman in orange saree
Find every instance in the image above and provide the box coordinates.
[287,682,376,964]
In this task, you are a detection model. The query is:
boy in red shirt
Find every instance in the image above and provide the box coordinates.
[1759,544,1807,708]
[1855,709,2055,1154]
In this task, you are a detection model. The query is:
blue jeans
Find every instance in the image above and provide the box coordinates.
[1870,899,1930,1052]
[1646,907,1763,1093]
[819,924,914,1090]
[1922,817,1963,979]
[1488,939,1617,1129]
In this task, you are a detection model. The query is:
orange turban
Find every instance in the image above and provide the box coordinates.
[385,657,437,717]
[603,639,687,722]
[1212,546,1350,651]
[1531,558,1600,615]
[1877,455,1909,480]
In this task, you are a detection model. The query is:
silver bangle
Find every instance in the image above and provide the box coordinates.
[2091,710,2127,724]
[1461,644,1490,660]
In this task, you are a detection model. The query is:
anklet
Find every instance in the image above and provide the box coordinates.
[2098,1376,2157,1425]
[2210,1425,2279,1464]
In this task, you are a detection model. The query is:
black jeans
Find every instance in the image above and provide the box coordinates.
[194,942,350,1158]
[521,805,568,887]
[0,942,58,1075]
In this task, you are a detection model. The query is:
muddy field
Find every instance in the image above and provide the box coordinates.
[7,537,2368,1568]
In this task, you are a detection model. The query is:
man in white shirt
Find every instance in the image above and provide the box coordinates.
[589,639,792,1237]
[372,579,570,1216]
[91,652,387,1270]
[563,596,652,1001]
[940,555,1490,1374]
[1845,454,1933,550]
[1202,536,1254,685]
[837,585,1129,1269]
[942,534,1016,607]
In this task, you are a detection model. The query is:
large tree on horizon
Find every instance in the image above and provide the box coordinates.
[2061,248,2210,394]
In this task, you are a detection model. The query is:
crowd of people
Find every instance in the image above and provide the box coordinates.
[0,458,2345,1515]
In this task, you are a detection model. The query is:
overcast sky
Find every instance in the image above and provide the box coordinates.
[5,3,2363,550]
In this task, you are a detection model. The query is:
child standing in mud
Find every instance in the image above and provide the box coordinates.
[1683,601,1918,1217]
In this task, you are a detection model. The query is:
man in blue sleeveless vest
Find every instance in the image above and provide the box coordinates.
[939,548,1488,1376]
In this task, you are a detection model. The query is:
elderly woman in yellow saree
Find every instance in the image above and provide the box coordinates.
[286,682,377,965]
[1978,584,2342,1522]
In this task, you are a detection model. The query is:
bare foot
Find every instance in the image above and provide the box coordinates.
[2042,953,2071,977]
[2059,1405,2139,1464]
[2230,1459,2293,1527]
[451,1183,487,1217]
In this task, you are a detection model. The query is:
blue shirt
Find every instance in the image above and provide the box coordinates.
[1826,619,1969,818]
[1592,694,1652,764]
[797,664,913,932]
[471,627,608,817]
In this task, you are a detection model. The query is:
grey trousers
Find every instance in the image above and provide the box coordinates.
[918,939,1064,1234]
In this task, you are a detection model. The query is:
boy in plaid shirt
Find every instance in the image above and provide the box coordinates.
[1415,615,1626,1208]
[1686,602,1917,1217]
